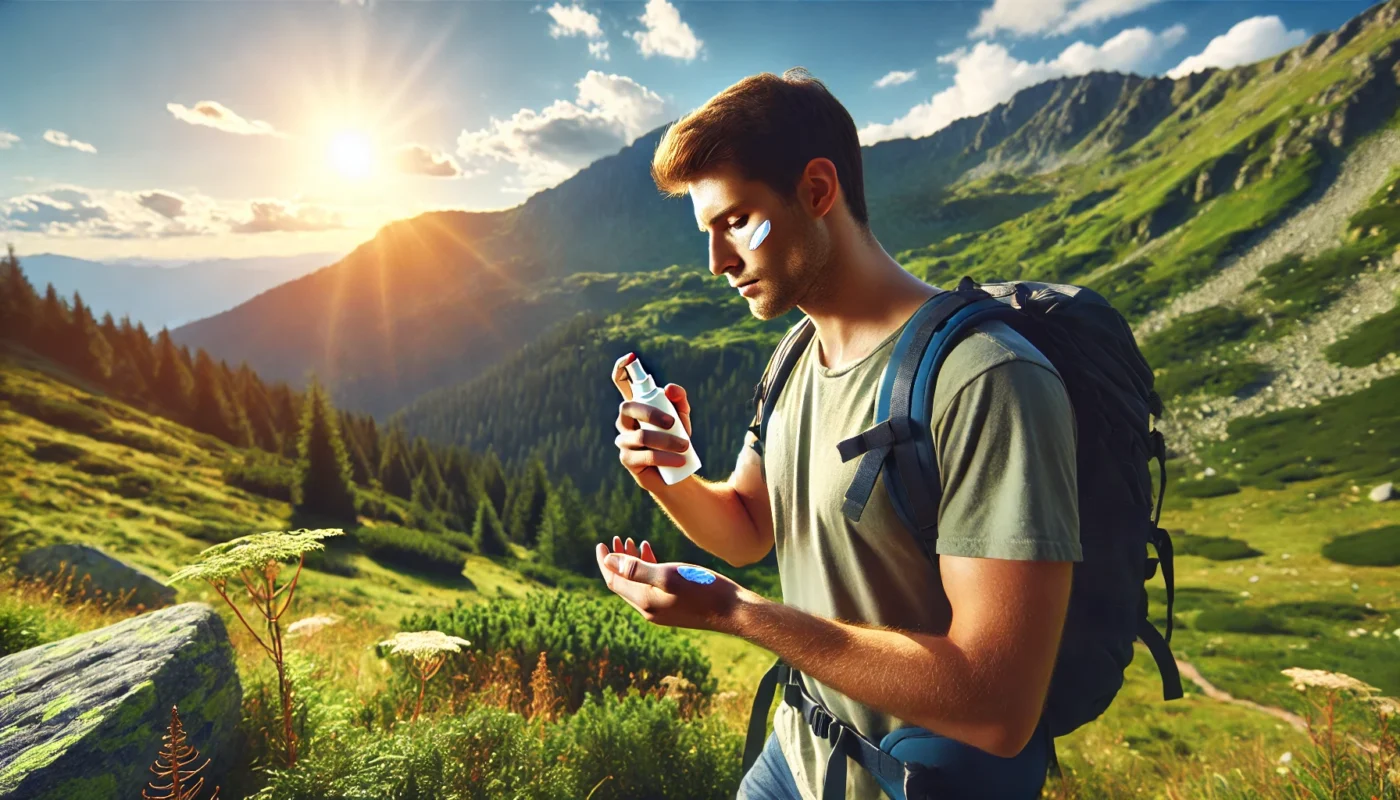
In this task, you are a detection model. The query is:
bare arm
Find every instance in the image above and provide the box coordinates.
[649,429,774,568]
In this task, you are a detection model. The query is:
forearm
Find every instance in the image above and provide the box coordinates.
[650,477,767,567]
[728,590,1026,756]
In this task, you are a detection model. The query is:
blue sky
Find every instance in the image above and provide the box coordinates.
[0,0,1376,261]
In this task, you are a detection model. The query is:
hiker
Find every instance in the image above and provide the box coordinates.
[601,68,1179,800]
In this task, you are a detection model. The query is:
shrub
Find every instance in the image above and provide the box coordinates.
[73,455,131,476]
[89,424,181,456]
[7,392,109,435]
[1175,476,1241,498]
[113,472,157,499]
[224,457,296,503]
[0,603,48,657]
[1193,607,1293,635]
[352,525,466,578]
[1321,525,1400,567]
[1170,530,1262,560]
[510,557,596,593]
[28,440,86,463]
[397,590,715,716]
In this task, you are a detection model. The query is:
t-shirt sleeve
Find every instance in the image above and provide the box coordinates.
[932,358,1082,561]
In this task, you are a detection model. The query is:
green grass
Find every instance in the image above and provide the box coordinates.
[1325,291,1400,367]
[1321,525,1400,567]
[1141,306,1261,367]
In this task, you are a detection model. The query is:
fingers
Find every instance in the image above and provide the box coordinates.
[612,353,637,401]
[664,384,689,417]
[640,540,657,563]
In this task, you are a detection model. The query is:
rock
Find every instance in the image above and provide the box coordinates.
[1370,482,1395,502]
[16,544,176,609]
[0,603,242,800]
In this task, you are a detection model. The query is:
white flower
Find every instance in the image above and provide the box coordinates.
[1241,591,1251,597]
[1279,751,1292,763]
[287,613,341,638]
[380,630,472,659]
[1281,553,1291,560]
[1249,575,1260,583]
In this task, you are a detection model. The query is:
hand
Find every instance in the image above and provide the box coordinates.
[612,352,694,494]
[596,539,746,634]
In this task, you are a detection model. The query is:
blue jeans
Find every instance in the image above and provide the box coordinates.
[737,731,803,800]
[737,721,1051,800]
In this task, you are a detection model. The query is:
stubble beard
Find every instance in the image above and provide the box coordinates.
[751,218,832,322]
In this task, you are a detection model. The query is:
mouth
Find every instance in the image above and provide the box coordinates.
[737,279,760,297]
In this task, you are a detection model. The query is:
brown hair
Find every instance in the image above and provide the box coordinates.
[651,67,870,232]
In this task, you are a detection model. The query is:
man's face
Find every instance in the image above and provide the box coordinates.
[690,163,829,322]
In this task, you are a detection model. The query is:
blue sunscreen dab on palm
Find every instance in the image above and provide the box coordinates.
[678,565,716,585]
[748,218,770,251]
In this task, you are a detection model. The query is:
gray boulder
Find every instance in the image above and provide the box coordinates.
[17,543,176,609]
[0,602,242,800]
[1370,482,1395,502]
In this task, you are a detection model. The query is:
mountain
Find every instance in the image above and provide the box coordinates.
[179,1,1400,432]
[21,252,339,331]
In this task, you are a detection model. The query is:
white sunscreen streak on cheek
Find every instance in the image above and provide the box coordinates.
[748,218,770,251]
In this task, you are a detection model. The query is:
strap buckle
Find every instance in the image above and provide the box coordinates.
[807,704,836,740]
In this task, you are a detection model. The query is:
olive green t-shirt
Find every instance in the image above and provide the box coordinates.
[755,305,1081,800]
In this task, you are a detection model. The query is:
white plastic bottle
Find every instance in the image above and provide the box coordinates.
[625,356,702,485]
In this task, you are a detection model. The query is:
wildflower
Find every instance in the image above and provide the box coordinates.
[1278,751,1292,763]
[1282,667,1381,695]
[1249,575,1259,583]
[287,614,341,638]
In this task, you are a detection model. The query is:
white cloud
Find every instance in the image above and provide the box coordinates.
[456,69,672,193]
[544,2,612,61]
[137,191,188,219]
[973,0,1162,38]
[393,144,464,177]
[0,131,18,149]
[547,2,603,38]
[0,185,216,239]
[626,0,702,61]
[167,100,287,137]
[859,24,1187,145]
[1166,16,1308,79]
[874,70,918,89]
[42,130,97,154]
[230,200,344,234]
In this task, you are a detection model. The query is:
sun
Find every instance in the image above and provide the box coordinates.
[328,130,375,180]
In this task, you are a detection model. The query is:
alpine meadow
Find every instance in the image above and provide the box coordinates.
[2,1,1400,798]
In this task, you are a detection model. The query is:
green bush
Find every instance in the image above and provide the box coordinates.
[1151,359,1270,400]
[1193,607,1293,635]
[224,457,296,502]
[1175,476,1240,498]
[73,455,131,476]
[1170,530,1262,560]
[353,525,465,578]
[113,472,157,499]
[5,391,109,435]
[253,688,742,800]
[1325,293,1400,367]
[1321,525,1400,567]
[1140,306,1258,366]
[0,604,48,657]
[28,440,86,463]
[509,557,596,593]
[89,424,181,456]
[398,589,715,716]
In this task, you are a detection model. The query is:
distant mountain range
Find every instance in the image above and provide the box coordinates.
[176,0,1400,439]
[22,252,341,331]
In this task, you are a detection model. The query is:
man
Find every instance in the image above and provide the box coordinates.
[602,67,1079,800]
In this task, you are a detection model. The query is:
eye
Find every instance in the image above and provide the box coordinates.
[732,215,748,230]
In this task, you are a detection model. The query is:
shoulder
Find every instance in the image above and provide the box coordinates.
[931,318,1064,424]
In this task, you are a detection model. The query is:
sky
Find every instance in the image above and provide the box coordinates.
[0,0,1377,262]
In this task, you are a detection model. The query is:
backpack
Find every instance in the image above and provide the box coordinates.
[739,277,1184,800]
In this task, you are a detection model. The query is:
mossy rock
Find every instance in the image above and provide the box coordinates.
[0,603,242,800]
[16,544,176,609]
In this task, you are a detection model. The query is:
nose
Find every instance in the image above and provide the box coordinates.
[708,231,741,279]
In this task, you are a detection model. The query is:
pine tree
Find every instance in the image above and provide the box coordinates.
[34,285,70,361]
[477,448,508,518]
[378,427,413,499]
[153,329,193,420]
[295,378,358,522]
[62,292,113,382]
[0,245,37,343]
[505,457,550,546]
[191,350,238,444]
[472,499,509,557]
[537,476,593,574]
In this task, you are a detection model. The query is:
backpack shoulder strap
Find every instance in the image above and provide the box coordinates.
[747,316,815,459]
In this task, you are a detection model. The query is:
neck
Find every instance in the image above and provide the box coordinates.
[797,225,937,370]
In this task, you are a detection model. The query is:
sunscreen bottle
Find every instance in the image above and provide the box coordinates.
[624,355,702,485]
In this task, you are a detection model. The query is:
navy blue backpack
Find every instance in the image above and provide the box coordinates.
[740,277,1184,799]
